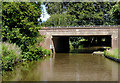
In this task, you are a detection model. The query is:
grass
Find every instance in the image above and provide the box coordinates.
[104,48,120,59]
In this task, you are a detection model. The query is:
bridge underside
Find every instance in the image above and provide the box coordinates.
[53,36,69,53]
[52,35,111,53]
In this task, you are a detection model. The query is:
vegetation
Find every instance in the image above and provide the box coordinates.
[1,42,22,71]
[1,42,50,71]
[41,13,74,27]
[22,47,50,61]
[2,2,42,52]
[69,36,111,49]
[43,2,119,26]
[109,2,120,25]
[2,2,50,71]
[104,49,120,59]
[69,37,84,49]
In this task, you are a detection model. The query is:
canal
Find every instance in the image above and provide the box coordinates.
[2,52,119,81]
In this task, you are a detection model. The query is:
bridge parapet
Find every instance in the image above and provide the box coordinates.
[41,26,120,30]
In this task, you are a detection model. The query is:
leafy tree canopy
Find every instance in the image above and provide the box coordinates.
[43,2,118,26]
[2,2,42,52]
[109,2,120,25]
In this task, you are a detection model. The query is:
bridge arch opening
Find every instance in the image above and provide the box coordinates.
[52,35,112,53]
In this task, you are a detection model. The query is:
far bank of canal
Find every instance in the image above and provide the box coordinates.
[2,53,119,81]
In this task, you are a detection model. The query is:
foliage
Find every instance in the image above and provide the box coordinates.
[43,2,118,26]
[67,2,103,25]
[22,44,51,61]
[109,2,120,25]
[2,2,42,52]
[44,2,68,15]
[1,42,50,71]
[42,49,51,56]
[104,49,120,59]
[69,37,82,49]
[1,42,22,71]
[69,36,111,49]
[22,46,43,61]
[2,2,51,71]
[41,13,74,27]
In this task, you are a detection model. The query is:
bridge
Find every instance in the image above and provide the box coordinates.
[39,26,120,53]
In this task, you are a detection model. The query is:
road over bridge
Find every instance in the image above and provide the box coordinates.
[39,26,120,53]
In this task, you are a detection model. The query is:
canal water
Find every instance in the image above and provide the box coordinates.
[2,53,119,81]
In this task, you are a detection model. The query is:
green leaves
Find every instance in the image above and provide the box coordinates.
[109,2,120,24]
[2,2,42,52]
[2,2,50,65]
[42,13,74,27]
[2,42,22,71]
[104,49,120,59]
[22,46,50,61]
[43,2,119,26]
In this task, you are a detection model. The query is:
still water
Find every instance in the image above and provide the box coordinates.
[2,53,119,81]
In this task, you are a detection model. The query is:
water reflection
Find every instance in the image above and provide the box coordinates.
[2,53,119,81]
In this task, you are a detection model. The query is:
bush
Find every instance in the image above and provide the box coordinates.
[22,46,50,61]
[42,49,51,56]
[1,42,51,71]
[22,46,42,61]
[1,42,22,71]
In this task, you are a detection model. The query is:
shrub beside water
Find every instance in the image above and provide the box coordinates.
[23,46,43,61]
[22,46,51,61]
[1,42,51,71]
[42,49,51,56]
[1,42,22,71]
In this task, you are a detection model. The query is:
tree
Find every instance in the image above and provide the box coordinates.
[43,2,70,27]
[43,2,117,26]
[66,2,117,25]
[109,2,120,25]
[41,13,74,27]
[44,2,68,15]
[2,2,42,52]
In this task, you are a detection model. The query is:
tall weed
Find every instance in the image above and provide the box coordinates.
[1,42,22,70]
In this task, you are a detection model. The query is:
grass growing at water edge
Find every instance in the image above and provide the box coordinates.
[104,48,120,59]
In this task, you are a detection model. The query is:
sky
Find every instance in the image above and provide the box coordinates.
[40,4,50,22]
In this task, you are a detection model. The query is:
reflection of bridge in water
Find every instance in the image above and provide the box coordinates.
[39,26,119,53]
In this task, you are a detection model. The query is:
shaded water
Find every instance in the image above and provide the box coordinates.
[2,53,119,81]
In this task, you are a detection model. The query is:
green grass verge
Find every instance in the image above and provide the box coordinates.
[104,48,120,59]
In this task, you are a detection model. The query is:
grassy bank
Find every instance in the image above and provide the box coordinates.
[104,48,120,59]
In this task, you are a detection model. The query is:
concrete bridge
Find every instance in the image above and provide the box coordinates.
[39,26,120,53]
